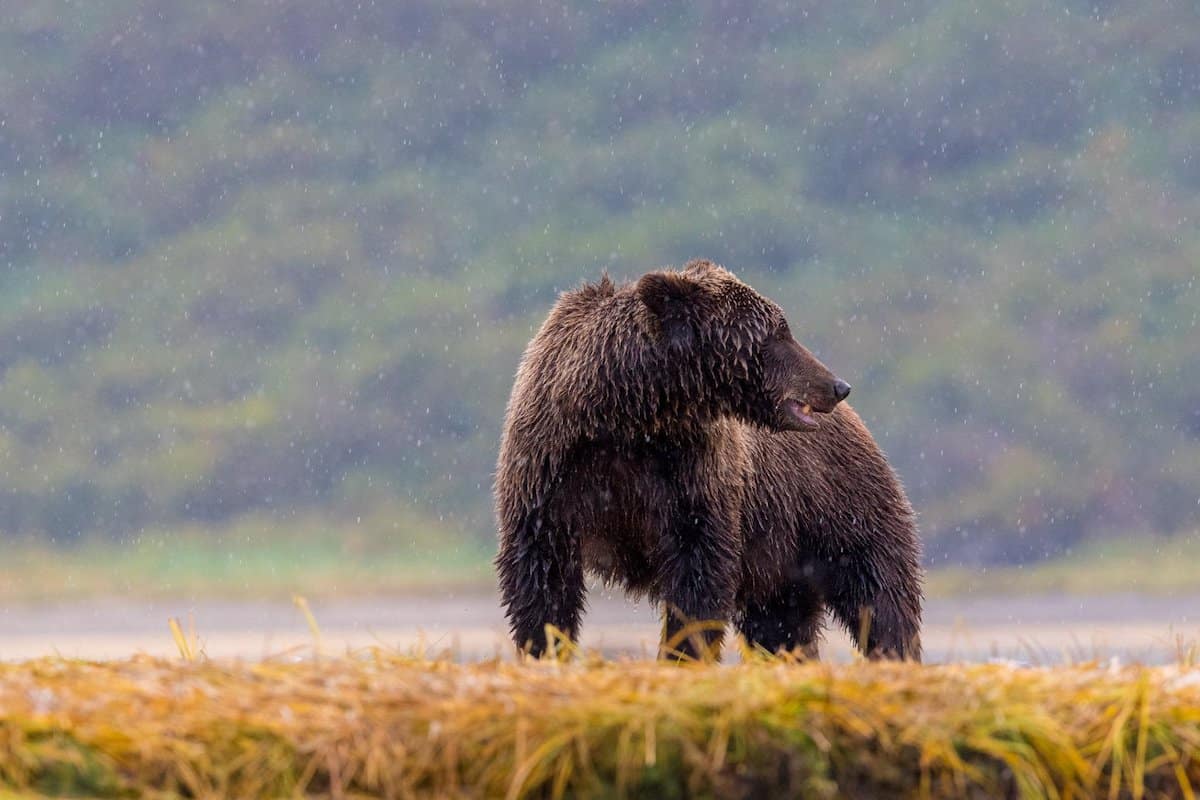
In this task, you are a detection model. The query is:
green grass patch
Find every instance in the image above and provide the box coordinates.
[0,531,493,604]
[3,528,1198,604]
[927,532,1200,598]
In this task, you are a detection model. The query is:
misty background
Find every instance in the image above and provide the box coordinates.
[0,1,1197,595]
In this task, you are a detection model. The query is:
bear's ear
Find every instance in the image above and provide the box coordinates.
[637,271,701,321]
[637,271,703,346]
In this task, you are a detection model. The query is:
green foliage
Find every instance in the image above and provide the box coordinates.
[0,508,493,602]
[0,0,1197,566]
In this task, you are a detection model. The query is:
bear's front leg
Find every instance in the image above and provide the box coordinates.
[827,549,923,662]
[654,495,741,662]
[839,595,922,662]
[495,508,586,658]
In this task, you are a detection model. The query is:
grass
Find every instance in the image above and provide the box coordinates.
[927,533,1200,598]
[0,645,1198,799]
[0,535,494,604]
[0,527,1196,605]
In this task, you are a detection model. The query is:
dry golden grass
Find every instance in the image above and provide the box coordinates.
[0,638,1198,799]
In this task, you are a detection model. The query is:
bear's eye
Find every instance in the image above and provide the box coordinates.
[776,321,791,340]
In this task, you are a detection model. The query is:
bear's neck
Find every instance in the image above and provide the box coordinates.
[581,329,759,443]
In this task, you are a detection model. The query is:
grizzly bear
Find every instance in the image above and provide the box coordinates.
[494,259,922,661]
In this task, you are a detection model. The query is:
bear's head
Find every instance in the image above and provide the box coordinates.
[637,259,850,432]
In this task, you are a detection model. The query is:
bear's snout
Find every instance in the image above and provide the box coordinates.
[833,379,851,402]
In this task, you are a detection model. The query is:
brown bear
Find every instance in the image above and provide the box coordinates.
[494,259,922,661]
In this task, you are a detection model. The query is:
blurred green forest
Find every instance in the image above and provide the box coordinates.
[0,0,1197,570]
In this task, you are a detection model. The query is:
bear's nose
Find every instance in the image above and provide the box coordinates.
[833,379,851,402]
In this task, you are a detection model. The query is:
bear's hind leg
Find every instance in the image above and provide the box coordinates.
[496,509,586,659]
[735,585,824,660]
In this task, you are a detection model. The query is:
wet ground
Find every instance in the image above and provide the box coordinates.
[1,590,1197,664]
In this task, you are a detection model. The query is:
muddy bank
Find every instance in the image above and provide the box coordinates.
[0,591,1196,663]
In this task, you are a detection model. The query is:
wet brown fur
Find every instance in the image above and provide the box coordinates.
[494,260,922,661]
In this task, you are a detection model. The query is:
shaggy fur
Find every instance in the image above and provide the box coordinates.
[494,260,922,661]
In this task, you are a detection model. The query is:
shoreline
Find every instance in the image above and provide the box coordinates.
[1,590,1196,664]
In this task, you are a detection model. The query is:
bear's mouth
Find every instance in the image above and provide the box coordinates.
[780,399,820,431]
